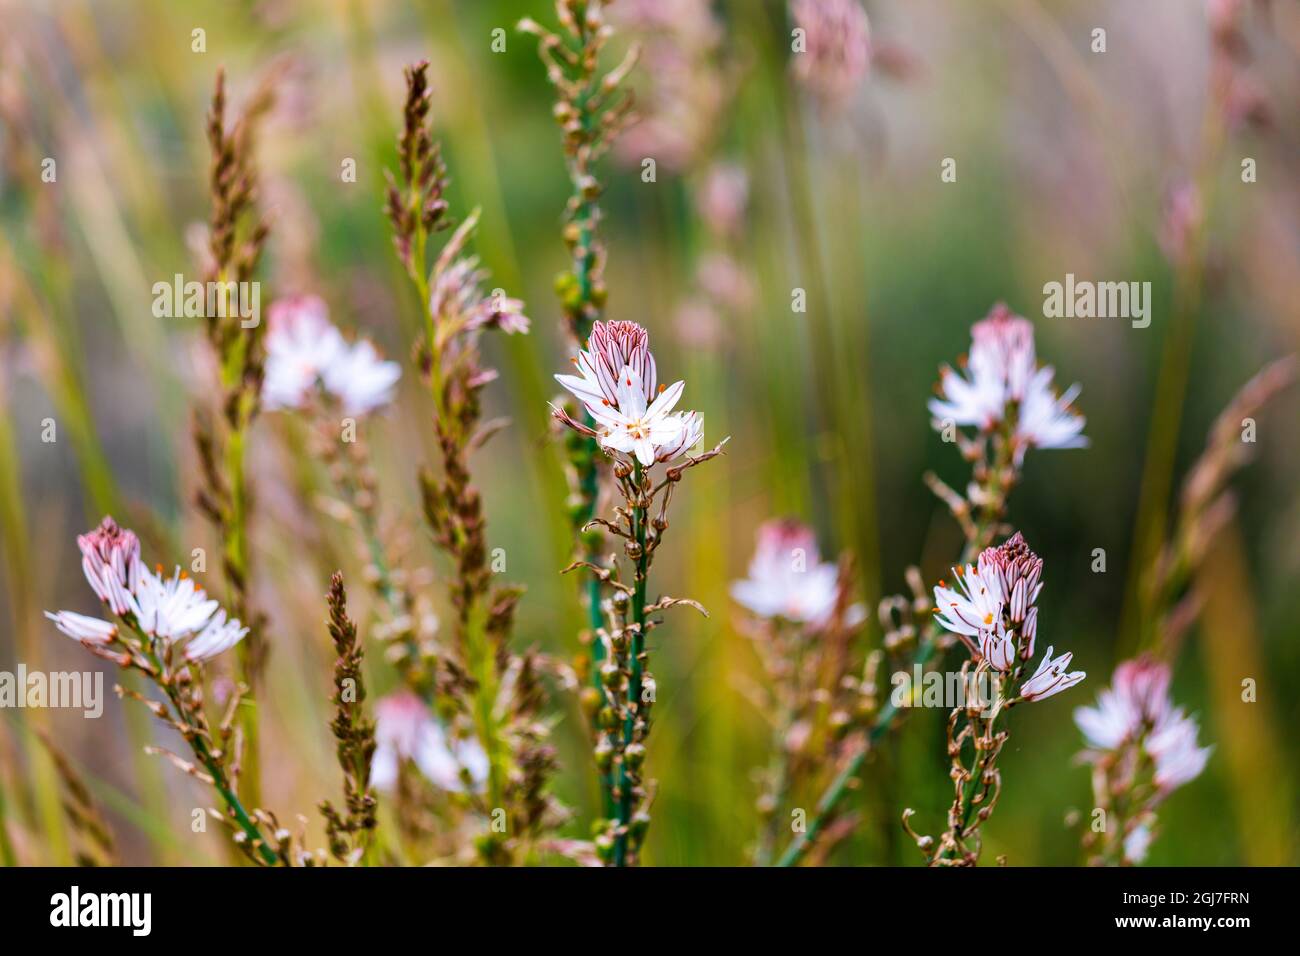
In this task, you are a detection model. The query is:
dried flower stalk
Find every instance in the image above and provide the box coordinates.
[192,67,275,809]
[385,61,566,865]
[36,732,116,867]
[1145,355,1296,655]
[319,572,378,865]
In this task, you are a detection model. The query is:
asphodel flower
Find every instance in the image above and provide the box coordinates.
[46,517,248,664]
[731,519,851,628]
[930,304,1087,463]
[1075,657,1211,795]
[553,320,704,467]
[371,691,488,794]
[932,531,1082,700]
[263,294,401,415]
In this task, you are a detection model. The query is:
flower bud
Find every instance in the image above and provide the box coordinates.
[624,743,646,771]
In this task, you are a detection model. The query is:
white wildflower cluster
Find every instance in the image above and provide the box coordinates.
[731,519,860,629]
[554,320,704,466]
[262,295,402,416]
[46,517,247,663]
[929,304,1087,465]
[932,531,1085,703]
[1074,657,1212,863]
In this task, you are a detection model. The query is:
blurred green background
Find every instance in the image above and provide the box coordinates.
[1,0,1297,865]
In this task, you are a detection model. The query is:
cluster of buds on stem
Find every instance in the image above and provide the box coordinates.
[554,319,727,864]
[319,572,378,865]
[384,60,451,279]
[906,531,1085,865]
[520,2,638,340]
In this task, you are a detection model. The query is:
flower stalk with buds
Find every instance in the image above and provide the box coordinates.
[555,318,727,865]
[259,294,431,696]
[521,3,639,792]
[732,520,870,865]
[776,304,1087,866]
[904,532,1085,865]
[319,572,378,865]
[45,518,300,866]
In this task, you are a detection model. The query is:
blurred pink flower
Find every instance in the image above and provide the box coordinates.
[696,252,755,313]
[930,304,1087,463]
[732,519,855,627]
[697,163,749,238]
[371,691,488,794]
[1124,824,1154,863]
[263,295,401,415]
[1075,658,1212,795]
[674,299,724,350]
[319,338,403,416]
[791,0,871,106]
[1157,179,1203,266]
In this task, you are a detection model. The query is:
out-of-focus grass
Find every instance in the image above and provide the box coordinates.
[0,0,1296,865]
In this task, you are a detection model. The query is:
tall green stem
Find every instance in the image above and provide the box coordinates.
[142,636,277,866]
[612,465,649,866]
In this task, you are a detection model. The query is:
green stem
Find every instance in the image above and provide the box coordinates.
[189,726,279,867]
[408,214,508,858]
[224,423,262,812]
[612,465,649,866]
[775,636,940,867]
[142,637,277,866]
